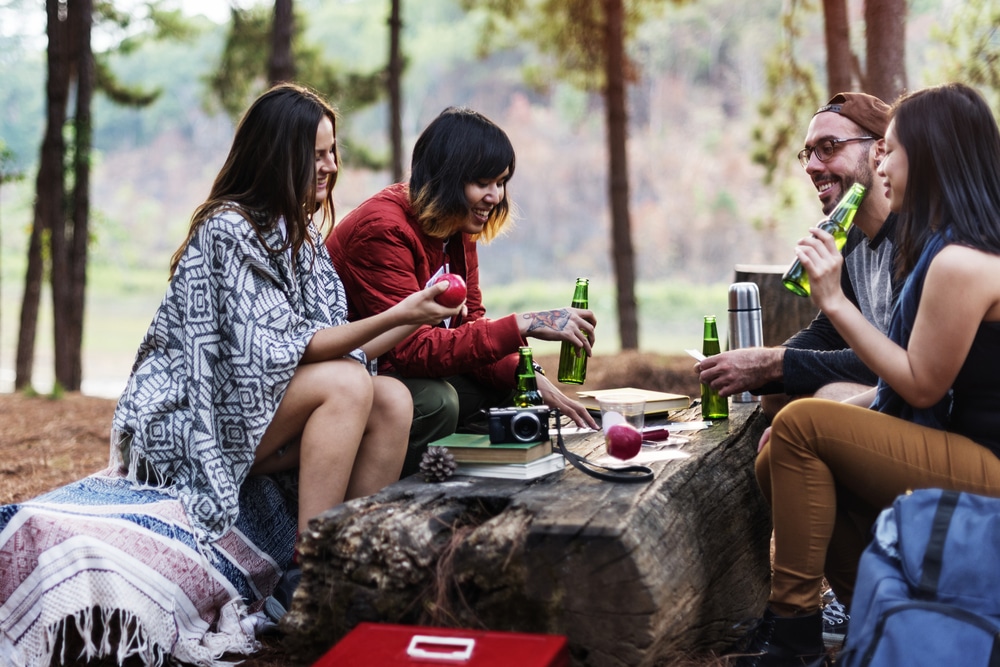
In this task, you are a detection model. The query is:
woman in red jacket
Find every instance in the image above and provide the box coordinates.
[327,106,598,475]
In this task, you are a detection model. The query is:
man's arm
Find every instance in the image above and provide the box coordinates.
[780,346,878,395]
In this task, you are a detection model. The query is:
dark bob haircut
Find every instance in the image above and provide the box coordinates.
[409,107,516,242]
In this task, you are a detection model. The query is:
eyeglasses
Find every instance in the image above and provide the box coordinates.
[798,136,875,168]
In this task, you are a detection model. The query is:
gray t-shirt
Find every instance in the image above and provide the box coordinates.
[776,213,901,396]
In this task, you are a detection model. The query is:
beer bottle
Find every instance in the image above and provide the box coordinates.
[513,346,544,407]
[701,316,729,420]
[557,278,590,384]
[782,182,867,297]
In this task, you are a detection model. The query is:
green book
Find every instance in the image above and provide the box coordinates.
[428,432,552,464]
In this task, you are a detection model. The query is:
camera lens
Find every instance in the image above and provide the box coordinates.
[510,411,542,442]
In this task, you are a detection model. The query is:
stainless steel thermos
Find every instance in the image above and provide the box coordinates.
[728,282,763,403]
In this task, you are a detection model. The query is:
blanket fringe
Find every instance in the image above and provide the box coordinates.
[41,606,169,667]
[27,604,256,667]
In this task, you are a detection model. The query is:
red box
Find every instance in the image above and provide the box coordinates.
[313,622,570,667]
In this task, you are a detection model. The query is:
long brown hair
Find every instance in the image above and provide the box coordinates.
[169,83,339,277]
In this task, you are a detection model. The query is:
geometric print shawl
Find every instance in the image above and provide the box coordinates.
[111,211,365,544]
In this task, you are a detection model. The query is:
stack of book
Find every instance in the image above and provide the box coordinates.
[428,432,564,480]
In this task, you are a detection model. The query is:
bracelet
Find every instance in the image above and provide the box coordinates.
[532,362,546,376]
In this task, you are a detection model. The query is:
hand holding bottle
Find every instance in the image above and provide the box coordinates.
[516,307,596,354]
[782,182,866,296]
[792,225,851,313]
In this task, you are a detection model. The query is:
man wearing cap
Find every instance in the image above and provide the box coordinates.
[698,92,901,421]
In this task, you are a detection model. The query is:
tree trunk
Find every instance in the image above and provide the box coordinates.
[387,0,404,183]
[268,0,295,85]
[864,0,907,103]
[61,0,94,391]
[822,0,852,96]
[18,0,70,392]
[603,0,638,350]
[14,227,44,391]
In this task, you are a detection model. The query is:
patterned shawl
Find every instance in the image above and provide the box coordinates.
[112,211,365,544]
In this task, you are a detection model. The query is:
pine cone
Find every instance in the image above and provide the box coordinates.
[420,446,457,483]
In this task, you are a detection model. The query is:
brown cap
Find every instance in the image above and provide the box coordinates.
[814,92,891,139]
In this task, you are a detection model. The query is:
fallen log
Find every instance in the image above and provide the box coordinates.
[282,402,771,667]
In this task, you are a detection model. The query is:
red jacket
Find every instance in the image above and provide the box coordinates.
[326,183,523,389]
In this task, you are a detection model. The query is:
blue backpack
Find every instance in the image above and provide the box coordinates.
[837,488,1000,667]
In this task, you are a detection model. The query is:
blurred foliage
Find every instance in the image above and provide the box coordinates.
[0,142,24,185]
[929,0,1000,115]
[750,0,821,188]
[204,3,387,169]
[459,0,671,93]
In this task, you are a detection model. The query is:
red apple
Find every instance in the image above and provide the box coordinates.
[431,273,467,308]
[605,423,642,460]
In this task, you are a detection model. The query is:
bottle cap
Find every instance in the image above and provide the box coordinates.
[728,282,761,312]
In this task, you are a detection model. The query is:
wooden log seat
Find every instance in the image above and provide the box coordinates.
[281,402,771,666]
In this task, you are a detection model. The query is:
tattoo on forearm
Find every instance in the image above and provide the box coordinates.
[524,309,571,333]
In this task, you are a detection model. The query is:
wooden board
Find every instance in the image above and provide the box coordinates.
[282,403,771,667]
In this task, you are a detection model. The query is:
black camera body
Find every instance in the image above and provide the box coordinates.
[488,405,551,444]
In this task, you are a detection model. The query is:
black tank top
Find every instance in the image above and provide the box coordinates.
[950,321,1000,456]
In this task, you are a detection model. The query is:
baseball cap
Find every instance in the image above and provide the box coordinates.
[814,92,891,139]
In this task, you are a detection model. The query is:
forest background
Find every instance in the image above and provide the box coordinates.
[0,0,984,398]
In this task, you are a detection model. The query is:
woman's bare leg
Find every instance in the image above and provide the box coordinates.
[253,359,374,532]
[344,375,412,500]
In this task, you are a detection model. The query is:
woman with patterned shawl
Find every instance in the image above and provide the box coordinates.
[113,83,463,544]
[0,83,464,667]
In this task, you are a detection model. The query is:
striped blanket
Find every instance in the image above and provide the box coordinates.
[0,469,297,666]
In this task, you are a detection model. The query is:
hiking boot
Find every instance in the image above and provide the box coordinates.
[821,589,849,649]
[735,607,826,667]
[263,566,301,623]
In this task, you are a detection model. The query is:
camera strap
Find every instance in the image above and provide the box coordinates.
[553,411,654,484]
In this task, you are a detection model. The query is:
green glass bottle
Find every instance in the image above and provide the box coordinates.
[701,316,729,420]
[557,278,590,384]
[513,346,544,407]
[782,182,867,297]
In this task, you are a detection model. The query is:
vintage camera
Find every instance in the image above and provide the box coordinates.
[488,405,551,444]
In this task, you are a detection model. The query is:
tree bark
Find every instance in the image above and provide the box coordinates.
[822,0,852,96]
[865,0,907,103]
[17,0,70,392]
[387,0,404,183]
[268,0,295,85]
[62,0,94,391]
[603,0,638,350]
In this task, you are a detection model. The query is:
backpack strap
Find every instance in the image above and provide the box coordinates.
[917,489,961,597]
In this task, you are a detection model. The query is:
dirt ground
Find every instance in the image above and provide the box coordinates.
[0,351,708,666]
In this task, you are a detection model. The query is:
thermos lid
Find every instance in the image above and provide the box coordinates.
[728,282,761,311]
